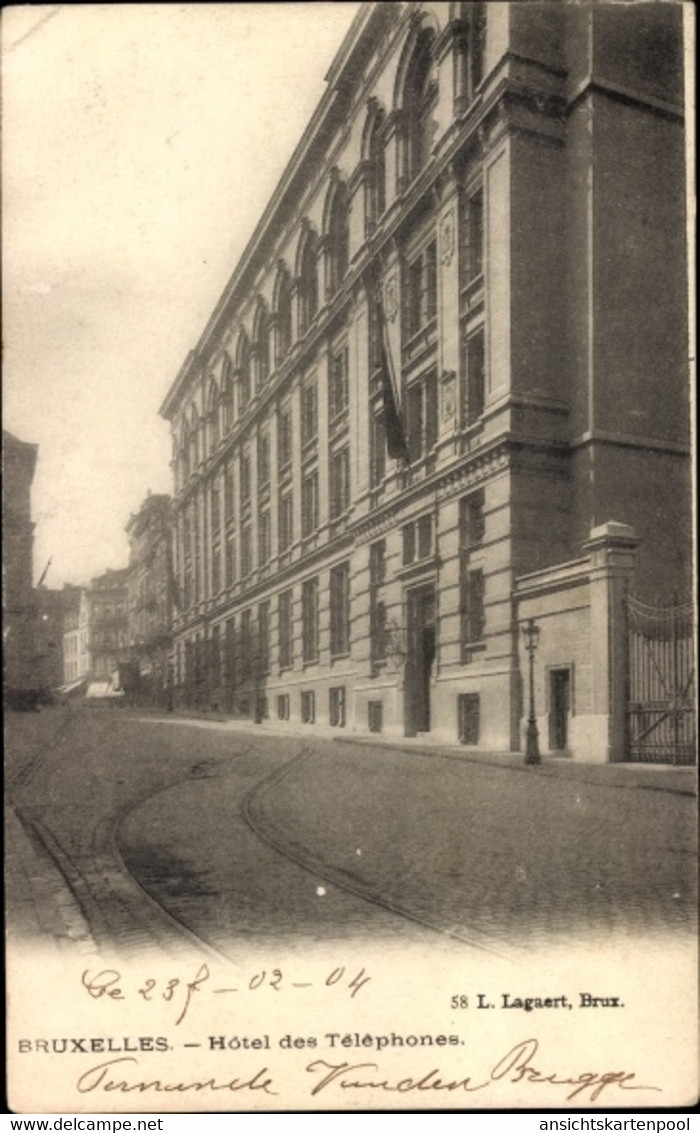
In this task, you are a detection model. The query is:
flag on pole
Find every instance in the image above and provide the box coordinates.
[374,276,410,463]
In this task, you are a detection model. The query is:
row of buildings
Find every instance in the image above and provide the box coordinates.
[5,3,694,763]
[2,438,173,707]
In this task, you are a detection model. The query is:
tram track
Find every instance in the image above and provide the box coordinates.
[10,711,513,961]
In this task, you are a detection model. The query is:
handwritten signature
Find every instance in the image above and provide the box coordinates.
[75,1039,662,1103]
[81,963,370,1026]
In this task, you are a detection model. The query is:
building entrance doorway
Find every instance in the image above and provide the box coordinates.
[549,667,571,751]
[405,586,435,736]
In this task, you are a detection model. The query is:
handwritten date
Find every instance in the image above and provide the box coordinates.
[81,963,370,1025]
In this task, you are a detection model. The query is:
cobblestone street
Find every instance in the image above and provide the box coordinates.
[5,707,696,958]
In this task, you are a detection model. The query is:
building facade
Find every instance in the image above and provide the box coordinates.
[3,431,39,703]
[160,3,691,760]
[125,492,173,706]
[62,585,88,685]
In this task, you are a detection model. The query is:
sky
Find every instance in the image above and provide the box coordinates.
[2,3,362,588]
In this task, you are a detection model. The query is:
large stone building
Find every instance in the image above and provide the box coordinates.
[160,2,692,761]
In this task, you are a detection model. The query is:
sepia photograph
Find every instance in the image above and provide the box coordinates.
[3,1,697,1115]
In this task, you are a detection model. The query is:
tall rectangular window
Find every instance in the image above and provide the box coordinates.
[211,483,221,537]
[278,589,293,670]
[370,410,386,488]
[225,531,235,587]
[224,463,235,520]
[406,240,437,337]
[406,373,437,462]
[461,567,485,654]
[460,490,485,549]
[329,346,349,421]
[302,577,319,663]
[278,490,293,552]
[241,523,253,578]
[329,561,350,656]
[302,471,319,538]
[211,543,221,595]
[329,686,346,728]
[258,432,270,489]
[301,381,318,447]
[329,447,350,521]
[462,188,484,283]
[463,328,485,425]
[258,601,270,675]
[258,511,271,566]
[278,404,292,471]
[240,453,251,506]
[370,540,387,672]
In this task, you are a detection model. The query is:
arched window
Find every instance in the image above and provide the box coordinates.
[405,28,437,181]
[207,379,219,453]
[236,331,251,410]
[326,182,350,296]
[298,232,319,334]
[254,302,270,387]
[220,355,234,435]
[274,265,293,362]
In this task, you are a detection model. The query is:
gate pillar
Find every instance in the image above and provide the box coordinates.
[582,522,640,762]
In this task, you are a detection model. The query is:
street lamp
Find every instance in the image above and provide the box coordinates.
[522,618,541,765]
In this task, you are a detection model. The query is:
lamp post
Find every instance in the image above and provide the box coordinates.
[522,618,541,765]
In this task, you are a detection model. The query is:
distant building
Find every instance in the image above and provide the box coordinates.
[125,492,173,706]
[61,584,87,685]
[159,3,692,762]
[3,430,39,703]
[86,569,130,681]
[33,585,66,691]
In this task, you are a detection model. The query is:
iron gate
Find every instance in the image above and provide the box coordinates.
[626,594,696,764]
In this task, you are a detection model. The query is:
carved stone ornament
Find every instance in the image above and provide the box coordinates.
[440,210,456,266]
[383,275,399,323]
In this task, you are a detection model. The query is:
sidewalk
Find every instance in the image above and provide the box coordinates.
[142,708,697,799]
